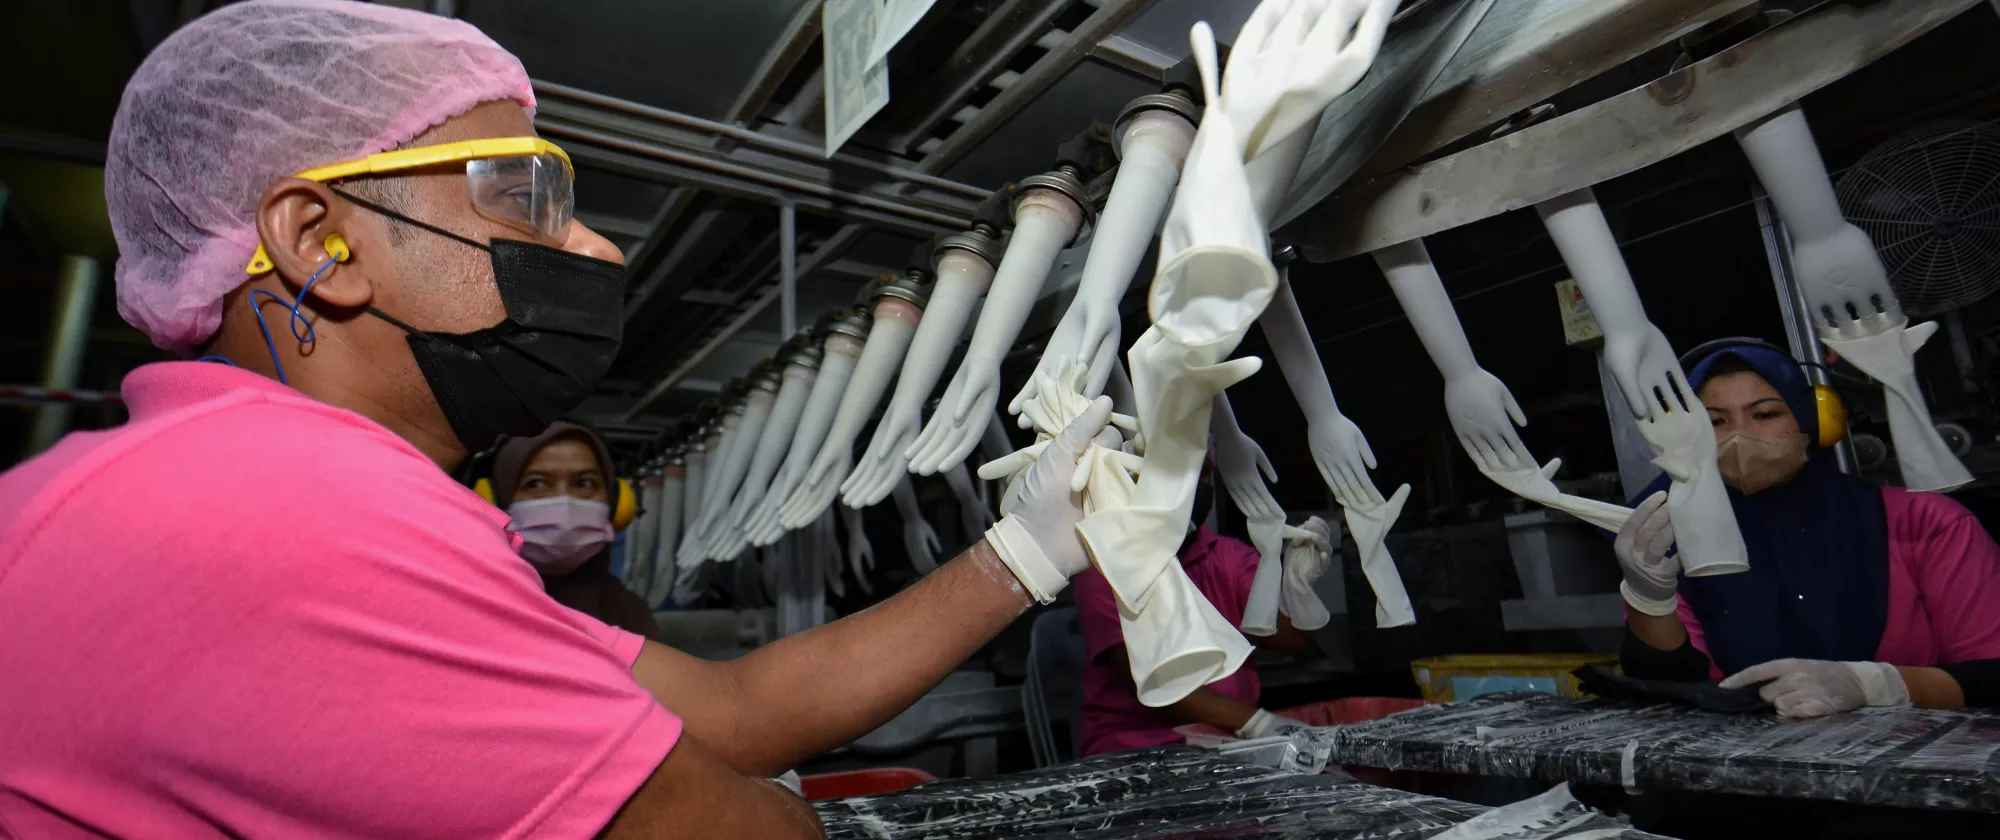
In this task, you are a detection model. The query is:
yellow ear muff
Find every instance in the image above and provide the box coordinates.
[473,477,497,505]
[1814,384,1847,449]
[612,478,638,532]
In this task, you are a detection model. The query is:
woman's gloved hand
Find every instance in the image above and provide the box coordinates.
[1236,708,1311,740]
[1720,659,1910,718]
[983,395,1116,604]
[1614,490,1680,616]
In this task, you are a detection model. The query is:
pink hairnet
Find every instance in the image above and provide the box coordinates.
[106,0,535,353]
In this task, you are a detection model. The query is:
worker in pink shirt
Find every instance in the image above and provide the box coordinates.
[0,2,1117,837]
[1074,462,1319,756]
[1614,339,2000,717]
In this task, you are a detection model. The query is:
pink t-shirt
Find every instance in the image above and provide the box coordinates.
[0,362,681,839]
[1075,526,1261,756]
[1680,486,2000,681]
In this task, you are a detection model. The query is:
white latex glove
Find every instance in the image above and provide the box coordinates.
[1478,457,1633,534]
[1212,393,1286,636]
[1342,484,1415,628]
[1236,708,1312,740]
[1736,106,1902,332]
[1638,402,1749,577]
[1220,0,1395,161]
[1010,107,1198,418]
[889,475,942,575]
[780,451,852,531]
[1614,490,1680,616]
[1720,659,1910,718]
[840,503,875,596]
[1821,316,1972,492]
[1446,369,1533,472]
[744,332,866,545]
[1310,415,1387,508]
[670,558,712,607]
[1278,516,1334,631]
[725,360,818,534]
[678,448,707,563]
[815,509,845,599]
[844,251,995,507]
[1149,23,1278,349]
[909,187,1086,475]
[697,386,777,545]
[943,461,996,540]
[645,468,686,606]
[981,393,1118,603]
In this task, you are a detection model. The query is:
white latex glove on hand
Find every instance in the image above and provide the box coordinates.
[1278,516,1334,631]
[1720,659,1910,718]
[1614,491,1679,616]
[1236,708,1312,740]
[983,393,1117,603]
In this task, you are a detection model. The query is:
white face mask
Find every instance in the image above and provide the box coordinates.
[506,496,614,576]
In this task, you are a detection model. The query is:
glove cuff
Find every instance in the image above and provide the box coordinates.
[986,515,1070,605]
[1620,581,1680,617]
[1844,661,1912,707]
[1235,708,1276,740]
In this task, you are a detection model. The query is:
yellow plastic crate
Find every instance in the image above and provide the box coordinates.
[1410,654,1619,703]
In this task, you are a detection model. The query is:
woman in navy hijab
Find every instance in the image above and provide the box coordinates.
[1615,340,2000,716]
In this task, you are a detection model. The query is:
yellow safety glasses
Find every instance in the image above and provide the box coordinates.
[245,136,576,274]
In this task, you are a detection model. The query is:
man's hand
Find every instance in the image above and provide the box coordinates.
[599,733,822,839]
[984,395,1116,602]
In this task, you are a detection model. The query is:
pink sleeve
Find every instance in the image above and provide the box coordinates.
[1072,568,1126,664]
[7,405,681,839]
[1890,491,2000,663]
[1675,595,1727,682]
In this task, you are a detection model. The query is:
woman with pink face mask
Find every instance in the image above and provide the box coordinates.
[490,422,661,641]
[1615,340,2000,717]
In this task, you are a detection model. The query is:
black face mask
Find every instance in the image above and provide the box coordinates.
[334,188,624,453]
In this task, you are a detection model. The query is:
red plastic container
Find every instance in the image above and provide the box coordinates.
[1178,697,1454,793]
[799,767,938,801]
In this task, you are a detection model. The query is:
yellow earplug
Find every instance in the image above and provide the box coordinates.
[324,233,351,263]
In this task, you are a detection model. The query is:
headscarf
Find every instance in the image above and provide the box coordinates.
[1634,343,1887,675]
[491,423,659,641]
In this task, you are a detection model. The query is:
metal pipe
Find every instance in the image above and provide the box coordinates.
[28,256,100,454]
[0,384,122,407]
[1753,187,1858,474]
[533,79,989,199]
[622,227,868,419]
[540,119,969,230]
[780,202,798,338]
[917,0,1157,174]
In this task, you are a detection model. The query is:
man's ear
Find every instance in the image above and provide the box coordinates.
[254,177,376,309]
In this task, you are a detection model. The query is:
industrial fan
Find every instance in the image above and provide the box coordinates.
[1835,121,2000,316]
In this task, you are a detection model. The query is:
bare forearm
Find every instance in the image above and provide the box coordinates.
[1255,612,1313,656]
[722,539,1032,772]
[1899,666,1966,710]
[1162,686,1259,732]
[1628,611,1687,652]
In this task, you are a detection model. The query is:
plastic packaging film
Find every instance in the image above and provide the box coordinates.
[845,249,997,506]
[813,743,1670,839]
[1301,691,2000,813]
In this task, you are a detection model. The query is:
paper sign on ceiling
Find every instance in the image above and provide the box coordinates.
[823,0,890,156]
[869,0,939,67]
